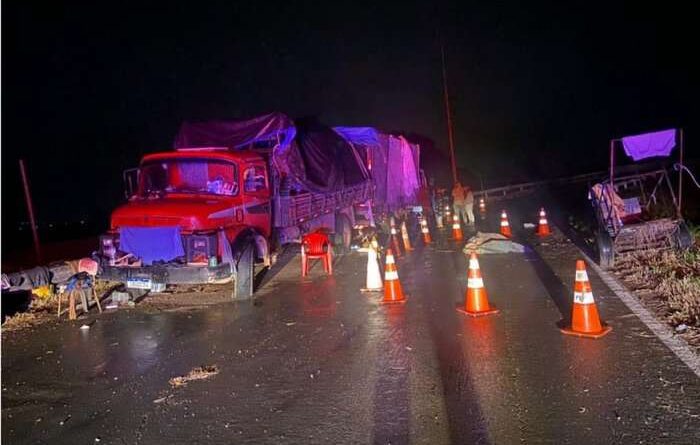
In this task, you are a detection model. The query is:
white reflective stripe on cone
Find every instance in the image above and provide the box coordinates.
[386,255,396,264]
[501,212,507,218]
[469,258,480,270]
[453,224,461,229]
[501,221,509,226]
[573,291,595,304]
[468,277,484,288]
[575,270,589,282]
[539,219,548,224]
[422,227,429,233]
[385,270,399,281]
[391,228,397,235]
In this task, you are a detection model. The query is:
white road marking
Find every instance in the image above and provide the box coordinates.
[578,249,700,379]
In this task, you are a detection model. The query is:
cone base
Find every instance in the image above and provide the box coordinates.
[560,324,612,339]
[381,298,407,305]
[456,304,500,317]
[361,287,383,293]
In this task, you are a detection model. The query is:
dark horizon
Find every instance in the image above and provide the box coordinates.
[2,1,697,249]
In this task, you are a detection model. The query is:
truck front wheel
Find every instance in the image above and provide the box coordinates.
[234,241,255,300]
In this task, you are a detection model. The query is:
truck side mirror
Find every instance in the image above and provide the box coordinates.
[123,167,139,200]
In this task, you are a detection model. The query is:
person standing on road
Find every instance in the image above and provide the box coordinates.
[452,181,468,224]
[464,184,475,225]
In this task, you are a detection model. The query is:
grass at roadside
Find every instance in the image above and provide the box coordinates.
[612,246,700,348]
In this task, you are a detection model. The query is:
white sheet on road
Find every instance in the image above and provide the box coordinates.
[462,232,526,254]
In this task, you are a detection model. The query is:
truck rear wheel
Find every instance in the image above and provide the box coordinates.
[234,241,255,300]
[334,214,352,254]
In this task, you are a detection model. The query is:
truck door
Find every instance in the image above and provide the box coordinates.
[242,162,272,237]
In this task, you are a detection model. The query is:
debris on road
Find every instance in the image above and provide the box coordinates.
[169,365,220,388]
[1,311,45,332]
[463,232,527,254]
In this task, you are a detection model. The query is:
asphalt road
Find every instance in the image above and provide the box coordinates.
[3,206,700,444]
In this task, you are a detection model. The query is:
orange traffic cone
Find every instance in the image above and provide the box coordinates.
[452,214,463,241]
[437,206,452,229]
[537,208,551,236]
[560,260,612,339]
[390,226,403,257]
[457,252,500,317]
[400,221,413,251]
[361,242,383,292]
[479,198,486,214]
[500,210,512,238]
[421,218,432,244]
[389,217,403,257]
[382,249,406,304]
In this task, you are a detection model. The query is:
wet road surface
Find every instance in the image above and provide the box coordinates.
[3,205,700,444]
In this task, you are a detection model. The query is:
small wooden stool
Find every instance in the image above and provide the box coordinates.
[57,274,102,320]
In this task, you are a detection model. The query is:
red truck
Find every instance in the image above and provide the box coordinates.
[99,113,371,299]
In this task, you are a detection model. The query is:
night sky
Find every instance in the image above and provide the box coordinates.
[2,2,697,248]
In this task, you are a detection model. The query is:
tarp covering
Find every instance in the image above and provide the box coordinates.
[462,232,527,254]
[335,127,421,211]
[174,112,296,154]
[174,113,368,193]
[119,226,185,265]
[621,129,676,161]
[387,136,420,206]
[334,127,380,147]
[289,118,368,191]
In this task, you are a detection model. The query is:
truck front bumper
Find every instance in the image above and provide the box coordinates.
[100,262,234,287]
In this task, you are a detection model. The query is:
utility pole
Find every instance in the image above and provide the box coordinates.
[441,43,458,184]
[19,159,42,263]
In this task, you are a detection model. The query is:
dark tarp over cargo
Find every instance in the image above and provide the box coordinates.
[173,113,368,193]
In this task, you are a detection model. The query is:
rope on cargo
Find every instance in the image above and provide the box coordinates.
[674,163,700,189]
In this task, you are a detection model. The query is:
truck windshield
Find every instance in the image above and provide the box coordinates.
[139,159,238,197]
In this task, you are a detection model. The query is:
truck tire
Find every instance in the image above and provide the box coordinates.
[673,222,694,249]
[596,231,614,269]
[234,241,255,300]
[334,214,352,254]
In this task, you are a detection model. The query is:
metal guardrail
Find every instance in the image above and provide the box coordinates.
[472,169,610,202]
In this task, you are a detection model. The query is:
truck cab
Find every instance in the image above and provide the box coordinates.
[101,147,272,298]
[112,148,271,237]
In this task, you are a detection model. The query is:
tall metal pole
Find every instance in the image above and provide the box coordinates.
[609,139,615,187]
[678,128,684,218]
[441,43,458,184]
[19,159,42,263]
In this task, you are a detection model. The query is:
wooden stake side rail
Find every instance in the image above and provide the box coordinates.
[274,182,371,228]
